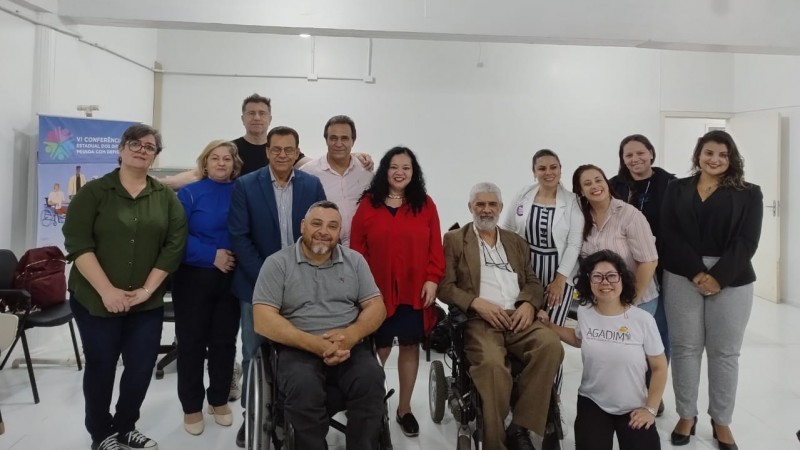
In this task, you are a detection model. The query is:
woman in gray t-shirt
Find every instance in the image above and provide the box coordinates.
[543,250,667,450]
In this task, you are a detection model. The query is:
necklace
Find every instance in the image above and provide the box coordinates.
[387,194,404,199]
[699,183,718,193]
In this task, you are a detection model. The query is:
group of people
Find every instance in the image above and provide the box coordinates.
[60,91,762,450]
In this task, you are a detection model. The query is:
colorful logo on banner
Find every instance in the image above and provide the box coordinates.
[43,127,77,161]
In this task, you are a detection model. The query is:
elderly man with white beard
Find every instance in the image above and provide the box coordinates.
[437,182,564,450]
[251,200,387,450]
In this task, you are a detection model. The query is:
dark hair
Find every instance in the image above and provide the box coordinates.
[617,134,655,182]
[532,149,561,169]
[117,124,162,165]
[571,164,617,240]
[691,130,746,190]
[361,146,427,214]
[266,126,299,148]
[323,115,357,141]
[306,200,340,216]
[241,93,271,113]
[574,250,637,306]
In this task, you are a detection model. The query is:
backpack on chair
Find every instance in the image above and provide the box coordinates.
[13,246,67,309]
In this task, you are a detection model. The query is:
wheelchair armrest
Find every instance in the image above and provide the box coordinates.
[447,306,469,326]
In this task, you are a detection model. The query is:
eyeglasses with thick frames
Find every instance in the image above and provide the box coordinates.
[268,146,298,158]
[590,272,621,284]
[127,140,157,154]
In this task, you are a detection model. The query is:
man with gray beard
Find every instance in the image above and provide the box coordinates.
[437,182,563,450]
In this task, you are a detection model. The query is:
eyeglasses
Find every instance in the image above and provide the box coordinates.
[268,146,298,158]
[480,239,513,273]
[127,140,157,154]
[590,272,621,284]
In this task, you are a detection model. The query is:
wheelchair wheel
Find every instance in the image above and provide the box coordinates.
[457,434,472,450]
[429,360,447,424]
[245,347,273,450]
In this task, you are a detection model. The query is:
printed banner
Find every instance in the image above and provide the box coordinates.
[36,115,138,249]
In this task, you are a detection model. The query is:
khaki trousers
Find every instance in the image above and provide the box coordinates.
[464,317,564,450]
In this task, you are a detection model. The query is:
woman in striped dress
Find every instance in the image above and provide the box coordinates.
[502,149,584,393]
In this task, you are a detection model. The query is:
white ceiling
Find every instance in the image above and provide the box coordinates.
[11,0,800,55]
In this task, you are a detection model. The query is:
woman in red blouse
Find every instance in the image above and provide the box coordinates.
[351,146,445,437]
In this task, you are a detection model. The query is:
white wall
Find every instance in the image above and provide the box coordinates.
[157,31,733,229]
[734,53,800,306]
[0,12,36,254]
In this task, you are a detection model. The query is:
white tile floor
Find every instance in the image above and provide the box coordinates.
[1,297,799,449]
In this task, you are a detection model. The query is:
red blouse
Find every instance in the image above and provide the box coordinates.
[351,194,445,335]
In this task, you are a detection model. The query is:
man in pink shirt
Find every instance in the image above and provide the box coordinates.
[300,115,374,247]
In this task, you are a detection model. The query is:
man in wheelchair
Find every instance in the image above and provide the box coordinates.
[252,200,388,450]
[437,183,564,450]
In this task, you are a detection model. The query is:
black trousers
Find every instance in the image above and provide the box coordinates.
[574,395,661,450]
[172,265,241,412]
[277,342,386,450]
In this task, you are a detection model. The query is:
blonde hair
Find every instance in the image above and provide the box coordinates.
[196,140,243,180]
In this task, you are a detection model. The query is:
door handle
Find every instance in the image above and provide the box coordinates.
[765,200,779,217]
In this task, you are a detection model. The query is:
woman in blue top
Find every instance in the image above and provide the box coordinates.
[172,140,243,435]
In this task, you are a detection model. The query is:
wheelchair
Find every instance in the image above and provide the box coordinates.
[428,308,563,450]
[245,341,395,450]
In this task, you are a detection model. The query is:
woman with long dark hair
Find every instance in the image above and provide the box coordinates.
[543,250,666,450]
[351,146,445,437]
[571,165,659,313]
[661,130,762,450]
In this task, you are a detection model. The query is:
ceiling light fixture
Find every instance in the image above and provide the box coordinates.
[299,33,311,38]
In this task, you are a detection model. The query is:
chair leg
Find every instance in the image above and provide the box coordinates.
[69,320,83,371]
[0,334,21,370]
[20,331,40,404]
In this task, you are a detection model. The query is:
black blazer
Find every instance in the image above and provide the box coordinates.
[660,176,763,288]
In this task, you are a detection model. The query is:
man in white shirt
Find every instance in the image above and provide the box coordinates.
[437,182,563,450]
[299,115,373,247]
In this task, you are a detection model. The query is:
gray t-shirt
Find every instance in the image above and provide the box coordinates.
[253,240,381,335]
[575,304,664,415]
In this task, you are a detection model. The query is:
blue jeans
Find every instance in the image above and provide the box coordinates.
[240,299,268,408]
[70,297,163,443]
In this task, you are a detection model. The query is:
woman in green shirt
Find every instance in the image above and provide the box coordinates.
[63,124,187,450]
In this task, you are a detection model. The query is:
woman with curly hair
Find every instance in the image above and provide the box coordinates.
[661,130,762,450]
[350,146,445,437]
[543,250,667,450]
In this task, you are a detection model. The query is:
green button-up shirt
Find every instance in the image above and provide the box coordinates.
[63,169,187,317]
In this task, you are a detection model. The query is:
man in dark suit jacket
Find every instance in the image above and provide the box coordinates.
[228,126,326,446]
[437,182,563,450]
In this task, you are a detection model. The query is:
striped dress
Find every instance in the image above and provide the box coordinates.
[526,202,574,391]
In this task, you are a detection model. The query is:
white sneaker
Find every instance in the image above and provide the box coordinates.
[228,361,243,402]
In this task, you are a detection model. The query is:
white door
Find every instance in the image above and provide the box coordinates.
[728,111,781,302]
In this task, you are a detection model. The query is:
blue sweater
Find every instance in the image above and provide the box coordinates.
[177,177,235,269]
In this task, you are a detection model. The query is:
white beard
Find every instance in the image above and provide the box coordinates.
[473,215,497,231]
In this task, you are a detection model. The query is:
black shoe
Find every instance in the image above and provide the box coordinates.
[657,400,665,417]
[506,423,536,450]
[117,430,157,449]
[91,434,122,450]
[396,410,419,437]
[670,417,697,446]
[711,419,739,450]
[235,422,245,448]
